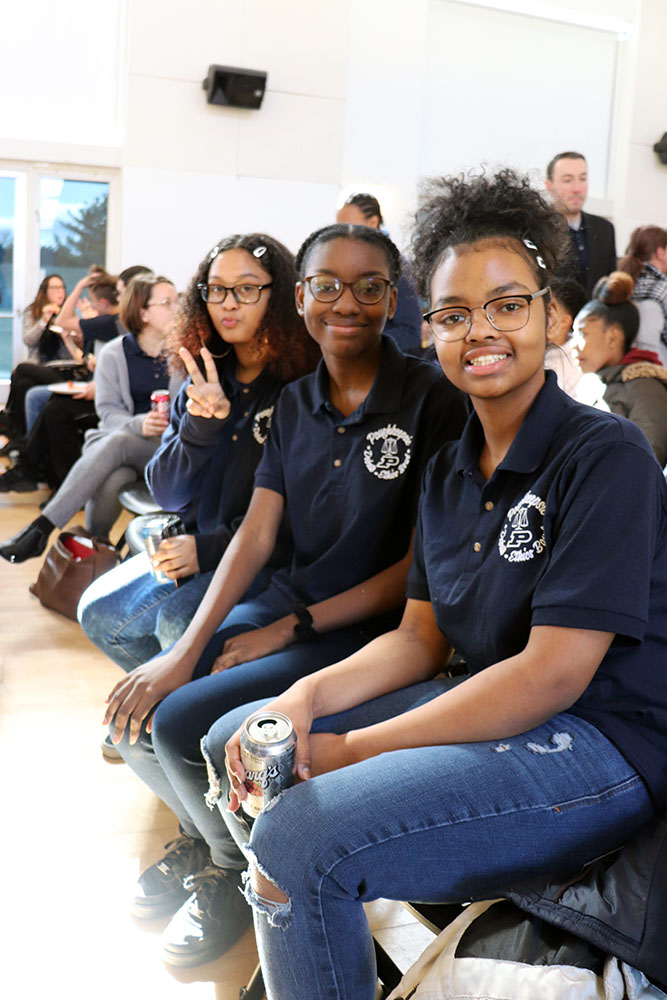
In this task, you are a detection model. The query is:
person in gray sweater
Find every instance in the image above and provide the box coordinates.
[0,274,183,563]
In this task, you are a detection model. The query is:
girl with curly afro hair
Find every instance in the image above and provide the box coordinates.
[204,171,666,1000]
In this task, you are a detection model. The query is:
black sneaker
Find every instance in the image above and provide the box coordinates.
[161,866,252,967]
[131,834,212,920]
[0,465,38,493]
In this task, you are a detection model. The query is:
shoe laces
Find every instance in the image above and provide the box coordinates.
[157,835,210,881]
[183,866,239,920]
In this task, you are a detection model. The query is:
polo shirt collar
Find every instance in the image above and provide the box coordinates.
[455,370,569,477]
[124,333,143,356]
[218,351,276,399]
[310,335,407,417]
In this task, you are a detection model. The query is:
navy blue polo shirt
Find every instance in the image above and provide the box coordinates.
[408,371,667,808]
[80,313,123,354]
[122,333,170,413]
[255,336,468,605]
[146,354,287,573]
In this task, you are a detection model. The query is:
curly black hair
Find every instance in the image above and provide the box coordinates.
[168,233,319,382]
[295,223,402,285]
[411,169,572,301]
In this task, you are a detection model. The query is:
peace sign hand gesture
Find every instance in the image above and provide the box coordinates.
[180,345,231,420]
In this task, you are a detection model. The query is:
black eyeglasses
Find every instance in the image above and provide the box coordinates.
[197,283,272,305]
[424,287,551,342]
[301,275,393,305]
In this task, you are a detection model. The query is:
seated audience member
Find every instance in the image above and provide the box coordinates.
[0,274,182,563]
[102,222,467,967]
[78,234,320,670]
[0,274,67,455]
[545,151,617,295]
[202,170,667,1000]
[336,192,423,352]
[0,268,150,493]
[618,225,667,365]
[575,271,667,466]
[22,274,67,362]
[0,269,121,449]
[544,276,588,397]
[16,266,151,441]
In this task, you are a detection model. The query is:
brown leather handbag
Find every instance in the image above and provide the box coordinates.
[29,525,120,621]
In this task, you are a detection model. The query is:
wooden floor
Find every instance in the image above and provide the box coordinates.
[0,475,433,1000]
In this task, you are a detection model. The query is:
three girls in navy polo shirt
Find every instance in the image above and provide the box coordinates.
[210,172,667,1000]
[104,223,467,966]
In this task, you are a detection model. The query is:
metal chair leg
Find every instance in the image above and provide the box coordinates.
[239,960,265,1000]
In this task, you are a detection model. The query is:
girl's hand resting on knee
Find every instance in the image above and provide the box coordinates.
[212,617,297,672]
[152,534,200,579]
[103,651,194,745]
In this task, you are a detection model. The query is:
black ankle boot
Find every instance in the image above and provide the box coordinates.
[0,517,54,563]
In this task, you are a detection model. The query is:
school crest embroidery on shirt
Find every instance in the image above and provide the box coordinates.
[363,424,412,480]
[253,406,274,445]
[497,491,546,563]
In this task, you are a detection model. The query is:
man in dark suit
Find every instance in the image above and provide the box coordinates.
[546,151,617,296]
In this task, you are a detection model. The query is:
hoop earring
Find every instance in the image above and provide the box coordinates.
[207,344,231,359]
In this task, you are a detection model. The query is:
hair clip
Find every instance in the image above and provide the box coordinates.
[522,238,546,269]
[208,245,220,261]
[253,246,267,258]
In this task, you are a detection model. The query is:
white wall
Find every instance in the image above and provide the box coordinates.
[1,0,667,294]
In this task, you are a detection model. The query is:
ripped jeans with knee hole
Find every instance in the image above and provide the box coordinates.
[202,680,656,1000]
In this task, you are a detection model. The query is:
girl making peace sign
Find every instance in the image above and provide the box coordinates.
[79,234,318,668]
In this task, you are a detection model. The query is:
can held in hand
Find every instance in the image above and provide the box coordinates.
[141,513,185,584]
[240,711,296,818]
[151,389,170,419]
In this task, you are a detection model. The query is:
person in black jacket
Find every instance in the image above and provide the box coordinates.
[546,151,617,295]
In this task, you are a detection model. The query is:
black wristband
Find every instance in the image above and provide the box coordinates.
[292,604,317,642]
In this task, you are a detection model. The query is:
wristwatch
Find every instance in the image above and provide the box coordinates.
[292,604,317,642]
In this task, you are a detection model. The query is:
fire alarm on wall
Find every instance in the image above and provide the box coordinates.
[202,66,267,109]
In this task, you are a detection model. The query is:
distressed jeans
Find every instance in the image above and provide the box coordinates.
[203,679,656,1000]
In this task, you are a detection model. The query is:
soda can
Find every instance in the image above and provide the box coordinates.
[240,711,296,818]
[151,389,170,419]
[141,513,184,583]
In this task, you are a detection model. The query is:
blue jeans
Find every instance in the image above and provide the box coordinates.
[78,552,216,671]
[25,385,52,434]
[203,681,656,1000]
[112,581,377,856]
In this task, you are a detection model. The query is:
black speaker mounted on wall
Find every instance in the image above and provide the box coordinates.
[202,65,267,109]
[653,133,667,165]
